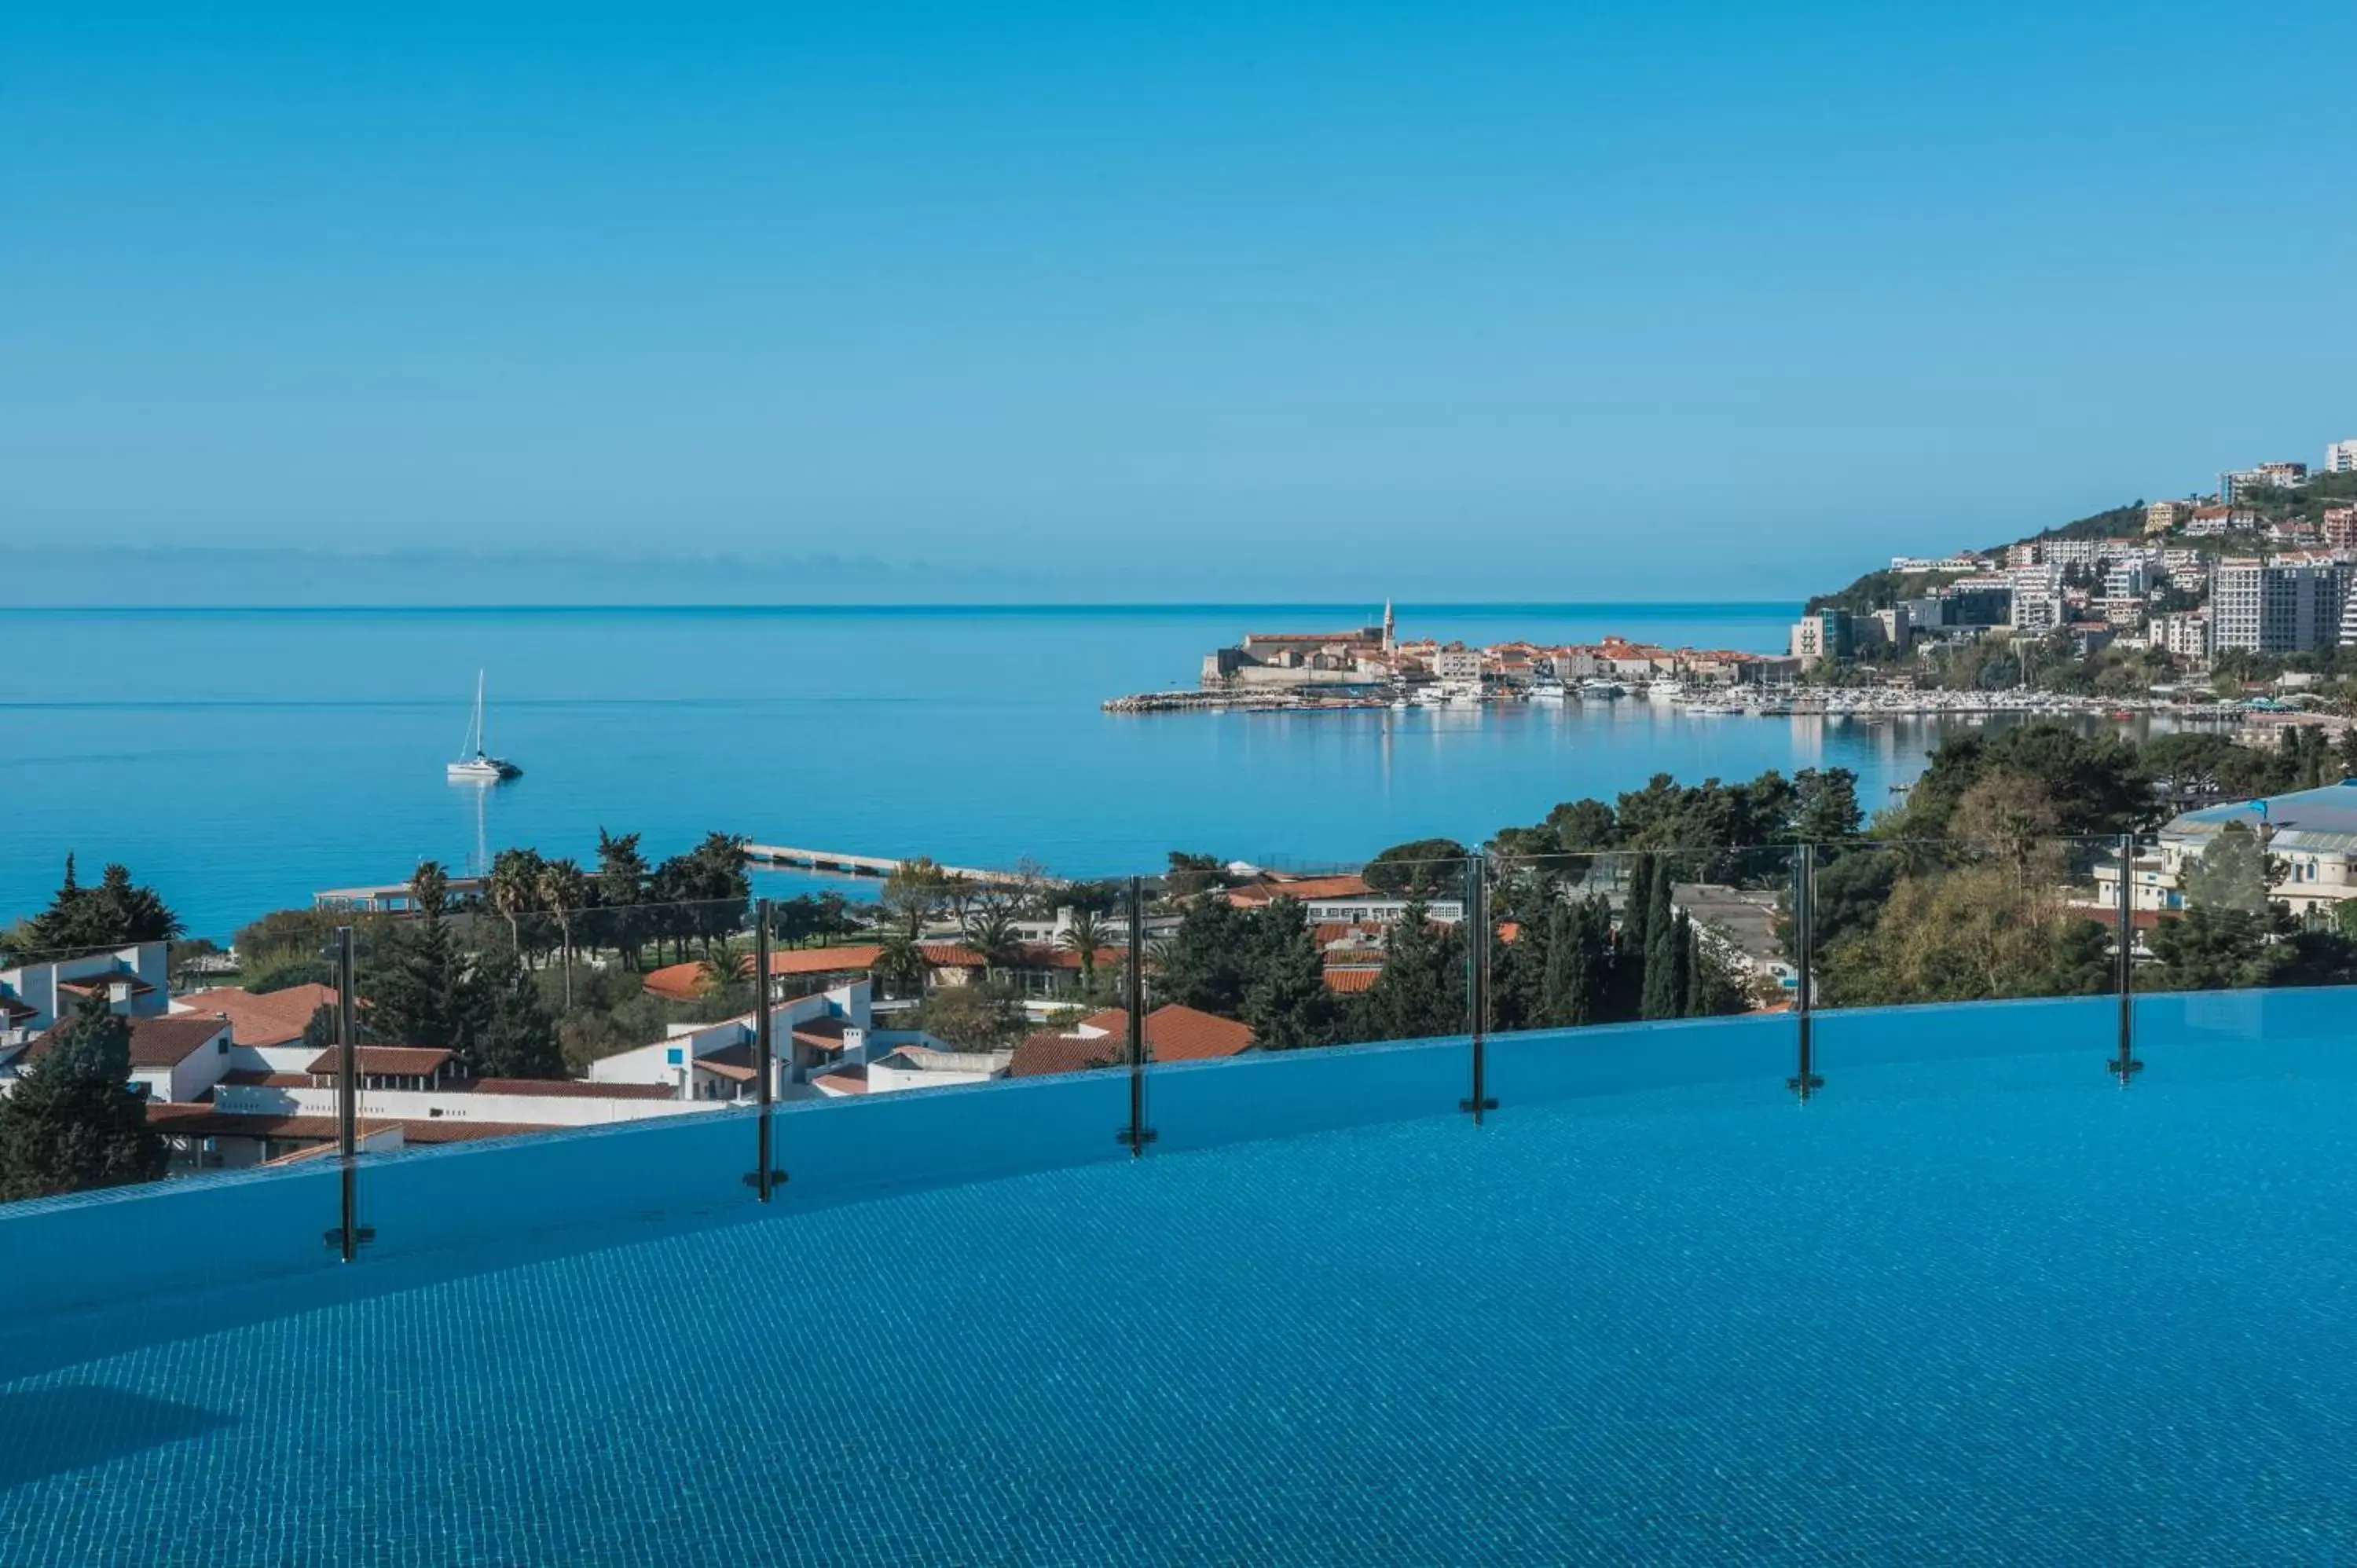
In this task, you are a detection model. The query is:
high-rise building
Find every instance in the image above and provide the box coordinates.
[2222,463,2310,501]
[1787,609,1857,668]
[2211,558,2349,653]
[2326,439,2357,474]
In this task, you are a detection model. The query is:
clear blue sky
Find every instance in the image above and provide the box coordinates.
[6,2,2354,602]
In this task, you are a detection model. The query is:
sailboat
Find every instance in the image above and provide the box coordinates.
[446,671,522,782]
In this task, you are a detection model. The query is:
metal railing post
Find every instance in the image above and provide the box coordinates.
[1116,875,1157,1155]
[1461,854,1497,1120]
[324,925,372,1258]
[2112,832,2143,1085]
[750,896,781,1198]
[1788,848,1822,1102]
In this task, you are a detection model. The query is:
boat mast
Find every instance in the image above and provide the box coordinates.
[472,670,487,757]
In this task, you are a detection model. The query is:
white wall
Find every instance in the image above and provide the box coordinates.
[214,1082,724,1127]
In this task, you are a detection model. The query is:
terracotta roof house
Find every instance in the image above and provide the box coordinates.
[1009,1004,1255,1077]
[174,984,339,1048]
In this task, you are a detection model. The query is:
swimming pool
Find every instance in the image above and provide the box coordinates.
[4,1000,2352,1565]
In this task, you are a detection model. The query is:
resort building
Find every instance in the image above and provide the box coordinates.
[2094,780,2357,921]
[0,941,170,1045]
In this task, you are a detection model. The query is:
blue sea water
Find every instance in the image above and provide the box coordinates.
[2,1032,2350,1565]
[1,603,2129,939]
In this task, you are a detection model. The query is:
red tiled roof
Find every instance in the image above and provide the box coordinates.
[1226,874,1374,907]
[695,1042,759,1083]
[1031,1004,1253,1064]
[812,1068,870,1096]
[25,1014,227,1070]
[304,1046,453,1078]
[1008,1033,1124,1079]
[1323,968,1381,994]
[643,945,888,999]
[174,984,339,1047]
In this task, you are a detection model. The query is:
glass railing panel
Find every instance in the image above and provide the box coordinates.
[1484,844,1802,1106]
[1142,853,1474,1147]
[2129,811,2357,1074]
[1808,836,2125,1081]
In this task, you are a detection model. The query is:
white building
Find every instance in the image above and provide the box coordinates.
[2222,463,2309,501]
[2095,782,2357,921]
[2186,507,2257,537]
[2010,594,2066,634]
[1890,555,1984,573]
[2210,557,2349,653]
[2154,610,2212,661]
[2327,439,2357,474]
[2102,559,2153,599]
[0,943,170,1046]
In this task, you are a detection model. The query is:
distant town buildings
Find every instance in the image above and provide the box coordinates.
[2328,439,2357,474]
[2145,499,2197,535]
[2220,462,2309,502]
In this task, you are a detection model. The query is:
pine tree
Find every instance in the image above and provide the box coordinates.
[1356,897,1466,1042]
[0,991,167,1200]
[471,951,566,1079]
[1240,897,1338,1050]
[366,863,480,1052]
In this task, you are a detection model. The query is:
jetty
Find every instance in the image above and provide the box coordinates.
[743,844,1018,883]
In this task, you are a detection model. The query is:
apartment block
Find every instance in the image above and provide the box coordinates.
[2329,439,2357,474]
[2210,558,2350,654]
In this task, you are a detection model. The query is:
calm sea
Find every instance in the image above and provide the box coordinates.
[0,603,2137,940]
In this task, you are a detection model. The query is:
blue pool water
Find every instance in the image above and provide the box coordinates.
[4,1039,2354,1565]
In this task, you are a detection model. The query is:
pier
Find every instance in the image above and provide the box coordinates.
[742,844,1017,883]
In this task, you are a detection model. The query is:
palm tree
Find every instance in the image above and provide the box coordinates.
[537,856,590,1011]
[874,929,926,1001]
[963,906,1021,984]
[1058,907,1107,980]
[698,942,743,1000]
[486,847,545,959]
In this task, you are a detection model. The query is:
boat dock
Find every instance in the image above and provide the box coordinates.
[743,844,1016,883]
[314,875,487,911]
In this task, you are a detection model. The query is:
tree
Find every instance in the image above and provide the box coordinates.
[873,929,926,1000]
[1240,896,1338,1050]
[1816,864,2099,1007]
[8,856,183,962]
[366,862,479,1051]
[881,855,955,938]
[1156,897,1257,1017]
[1951,773,2065,879]
[1539,901,1608,1028]
[592,830,651,968]
[1640,864,1683,1020]
[469,950,567,1079]
[962,904,1022,983]
[537,857,591,1011]
[486,847,547,956]
[0,991,167,1200]
[1364,840,1469,896]
[1354,899,1467,1042]
[1164,852,1228,899]
[1059,907,1107,978]
[911,982,1031,1052]
[2183,820,2274,915]
[2146,906,2284,991]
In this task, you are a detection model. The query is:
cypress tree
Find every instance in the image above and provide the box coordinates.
[1640,863,1681,1020]
[1540,906,1602,1028]
[0,991,167,1200]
